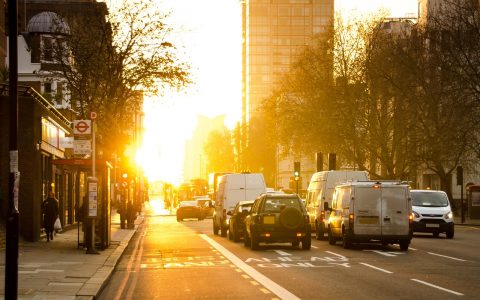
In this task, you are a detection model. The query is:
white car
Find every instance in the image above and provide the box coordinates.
[411,190,454,239]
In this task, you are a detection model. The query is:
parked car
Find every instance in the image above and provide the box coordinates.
[194,196,214,217]
[244,193,311,250]
[327,181,412,250]
[228,200,254,242]
[176,200,205,221]
[411,189,454,239]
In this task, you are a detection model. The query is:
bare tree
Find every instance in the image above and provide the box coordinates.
[52,0,190,155]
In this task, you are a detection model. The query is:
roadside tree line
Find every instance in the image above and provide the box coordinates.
[204,1,480,199]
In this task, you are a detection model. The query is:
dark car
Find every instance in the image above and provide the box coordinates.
[176,200,205,221]
[244,194,311,250]
[228,200,254,242]
[194,196,214,218]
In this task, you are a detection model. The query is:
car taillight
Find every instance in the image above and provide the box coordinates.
[349,213,354,230]
[320,210,325,221]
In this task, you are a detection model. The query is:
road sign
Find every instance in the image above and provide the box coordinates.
[73,120,91,135]
[73,139,91,155]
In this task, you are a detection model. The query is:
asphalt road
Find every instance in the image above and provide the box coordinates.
[98,206,480,300]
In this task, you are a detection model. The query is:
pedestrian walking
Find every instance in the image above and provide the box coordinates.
[42,191,59,242]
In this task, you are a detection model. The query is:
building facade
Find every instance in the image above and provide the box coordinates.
[241,0,334,190]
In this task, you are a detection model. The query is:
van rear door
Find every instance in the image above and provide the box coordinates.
[381,186,410,236]
[354,186,382,235]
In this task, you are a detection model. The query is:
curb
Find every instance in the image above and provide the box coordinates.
[76,215,144,299]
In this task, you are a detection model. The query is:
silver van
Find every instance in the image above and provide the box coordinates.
[327,181,413,250]
[305,171,369,240]
[213,173,266,237]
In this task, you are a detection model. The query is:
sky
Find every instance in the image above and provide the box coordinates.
[108,0,419,184]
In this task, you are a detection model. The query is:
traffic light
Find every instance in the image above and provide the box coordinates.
[294,161,300,180]
[456,166,463,186]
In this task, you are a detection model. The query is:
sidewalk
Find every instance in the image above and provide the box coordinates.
[454,215,480,226]
[0,212,143,299]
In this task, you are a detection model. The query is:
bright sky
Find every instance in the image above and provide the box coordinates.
[128,0,418,184]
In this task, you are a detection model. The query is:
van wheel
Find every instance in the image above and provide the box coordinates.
[250,234,259,250]
[221,226,227,237]
[446,227,454,239]
[233,228,240,243]
[302,237,311,250]
[315,222,324,240]
[213,220,219,235]
[244,232,250,247]
[399,241,409,251]
[342,232,352,249]
[328,229,336,245]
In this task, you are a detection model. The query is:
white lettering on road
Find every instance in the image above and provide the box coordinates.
[274,250,292,256]
[427,252,467,262]
[360,263,393,274]
[200,234,301,300]
[411,279,464,296]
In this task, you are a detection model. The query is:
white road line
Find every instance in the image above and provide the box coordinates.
[274,250,292,256]
[363,250,397,257]
[359,263,393,274]
[311,245,318,249]
[411,279,464,296]
[200,234,300,300]
[325,251,347,258]
[408,247,417,251]
[427,252,467,262]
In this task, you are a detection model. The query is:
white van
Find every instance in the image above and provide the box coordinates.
[305,170,369,240]
[213,173,266,237]
[327,181,413,250]
[410,189,454,238]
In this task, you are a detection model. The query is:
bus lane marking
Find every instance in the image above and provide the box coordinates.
[245,251,350,268]
[274,250,292,256]
[411,279,464,296]
[200,234,301,300]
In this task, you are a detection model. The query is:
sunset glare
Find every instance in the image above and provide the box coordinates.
[127,0,418,184]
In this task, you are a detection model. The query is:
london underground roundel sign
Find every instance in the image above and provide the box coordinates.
[73,120,92,135]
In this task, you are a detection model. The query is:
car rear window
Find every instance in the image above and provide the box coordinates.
[179,201,197,207]
[263,197,301,212]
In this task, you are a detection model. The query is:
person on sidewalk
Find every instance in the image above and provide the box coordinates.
[42,191,59,242]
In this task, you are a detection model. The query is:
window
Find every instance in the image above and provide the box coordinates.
[42,37,53,62]
[44,82,52,94]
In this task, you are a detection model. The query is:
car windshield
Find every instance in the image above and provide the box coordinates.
[263,197,301,212]
[179,201,197,207]
[411,192,449,207]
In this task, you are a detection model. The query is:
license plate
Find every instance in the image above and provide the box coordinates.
[358,216,378,225]
[426,223,440,228]
[263,216,275,224]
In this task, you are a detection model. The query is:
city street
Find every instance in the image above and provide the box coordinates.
[99,199,480,300]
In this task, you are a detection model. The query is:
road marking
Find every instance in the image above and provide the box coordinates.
[274,250,292,256]
[411,279,464,296]
[325,251,347,258]
[427,252,467,262]
[260,288,271,294]
[408,247,417,251]
[250,281,260,286]
[360,263,393,274]
[201,234,300,300]
[311,245,319,249]
[363,250,397,257]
